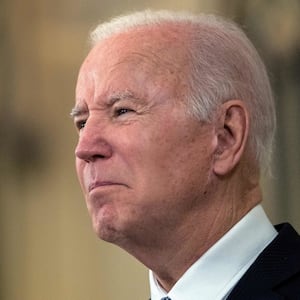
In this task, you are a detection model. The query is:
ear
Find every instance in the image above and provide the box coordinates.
[213,100,249,176]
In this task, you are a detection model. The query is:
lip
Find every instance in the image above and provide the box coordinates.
[88,181,124,193]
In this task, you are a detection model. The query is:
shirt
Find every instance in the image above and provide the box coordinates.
[149,204,278,300]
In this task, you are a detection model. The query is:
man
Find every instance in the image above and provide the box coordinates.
[71,10,300,299]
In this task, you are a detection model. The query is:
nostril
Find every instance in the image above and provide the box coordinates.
[75,148,111,162]
[75,148,92,161]
[90,154,107,161]
[80,154,108,163]
[75,138,113,161]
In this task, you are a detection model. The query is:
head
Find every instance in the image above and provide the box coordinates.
[72,10,276,255]
[90,10,276,171]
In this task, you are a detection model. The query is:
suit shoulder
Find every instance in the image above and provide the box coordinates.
[228,223,300,299]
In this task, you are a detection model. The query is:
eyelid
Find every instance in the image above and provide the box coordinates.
[74,117,87,131]
[113,106,135,117]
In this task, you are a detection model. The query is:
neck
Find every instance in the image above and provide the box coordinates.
[122,171,262,292]
[156,192,261,291]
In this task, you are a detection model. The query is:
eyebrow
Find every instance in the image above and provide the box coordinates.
[70,106,88,118]
[70,91,141,118]
[107,90,140,106]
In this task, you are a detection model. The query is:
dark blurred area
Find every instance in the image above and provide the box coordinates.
[1,0,299,299]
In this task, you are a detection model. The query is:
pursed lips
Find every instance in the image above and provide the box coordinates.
[88,181,126,193]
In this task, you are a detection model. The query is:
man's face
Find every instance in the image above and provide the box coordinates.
[74,30,216,249]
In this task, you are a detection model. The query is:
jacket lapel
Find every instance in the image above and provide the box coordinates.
[227,223,300,299]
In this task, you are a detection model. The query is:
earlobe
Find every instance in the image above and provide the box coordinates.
[213,100,249,176]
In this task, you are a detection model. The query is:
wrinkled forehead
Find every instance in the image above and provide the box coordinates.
[80,24,190,79]
[75,25,191,107]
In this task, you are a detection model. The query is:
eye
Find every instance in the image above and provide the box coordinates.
[75,119,86,131]
[114,107,134,117]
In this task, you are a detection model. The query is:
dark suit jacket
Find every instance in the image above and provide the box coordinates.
[228,223,300,300]
[149,223,300,300]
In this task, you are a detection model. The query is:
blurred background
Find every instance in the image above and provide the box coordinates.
[0,0,299,299]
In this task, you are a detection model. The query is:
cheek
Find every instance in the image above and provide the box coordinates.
[148,127,214,191]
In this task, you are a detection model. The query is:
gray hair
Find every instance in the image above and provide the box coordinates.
[90,10,276,172]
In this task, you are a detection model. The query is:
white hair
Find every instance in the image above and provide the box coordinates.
[90,10,276,172]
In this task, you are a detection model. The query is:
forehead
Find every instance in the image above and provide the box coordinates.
[79,24,189,81]
[90,23,188,62]
[76,25,190,108]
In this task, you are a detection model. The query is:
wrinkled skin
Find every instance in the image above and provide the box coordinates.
[74,28,217,249]
[73,26,259,291]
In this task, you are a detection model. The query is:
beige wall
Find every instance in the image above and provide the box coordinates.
[1,0,299,299]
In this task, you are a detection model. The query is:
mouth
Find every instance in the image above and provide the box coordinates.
[88,181,124,193]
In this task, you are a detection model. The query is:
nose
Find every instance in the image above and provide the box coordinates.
[75,125,113,162]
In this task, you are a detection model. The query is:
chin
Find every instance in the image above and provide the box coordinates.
[91,208,122,243]
[94,223,119,243]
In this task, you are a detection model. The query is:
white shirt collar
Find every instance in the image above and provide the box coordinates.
[149,204,278,300]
